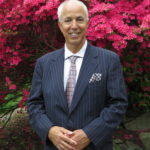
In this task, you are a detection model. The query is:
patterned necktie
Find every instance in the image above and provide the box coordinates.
[66,56,78,108]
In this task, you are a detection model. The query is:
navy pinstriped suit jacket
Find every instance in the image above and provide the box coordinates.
[27,43,128,150]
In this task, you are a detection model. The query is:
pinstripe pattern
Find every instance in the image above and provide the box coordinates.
[27,43,128,150]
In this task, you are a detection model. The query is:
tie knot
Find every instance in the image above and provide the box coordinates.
[69,56,78,64]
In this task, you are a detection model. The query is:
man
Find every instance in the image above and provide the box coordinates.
[27,0,128,150]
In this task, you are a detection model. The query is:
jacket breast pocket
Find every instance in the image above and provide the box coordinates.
[87,79,106,98]
[87,81,103,97]
[88,80,102,87]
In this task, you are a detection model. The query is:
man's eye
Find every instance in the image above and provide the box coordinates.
[77,18,84,22]
[64,19,71,23]
[78,19,84,21]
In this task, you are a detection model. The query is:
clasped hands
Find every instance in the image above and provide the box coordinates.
[48,126,90,150]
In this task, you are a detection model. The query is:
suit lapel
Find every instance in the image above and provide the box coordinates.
[52,49,69,113]
[69,44,99,114]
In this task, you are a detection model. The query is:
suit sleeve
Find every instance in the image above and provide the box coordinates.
[27,59,55,142]
[83,54,128,148]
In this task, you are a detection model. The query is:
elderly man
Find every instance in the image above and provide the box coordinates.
[27,0,128,150]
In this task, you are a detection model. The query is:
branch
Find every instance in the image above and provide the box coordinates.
[0,106,17,128]
[3,110,14,128]
[43,38,56,50]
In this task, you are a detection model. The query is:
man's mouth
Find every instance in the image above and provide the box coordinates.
[70,32,80,38]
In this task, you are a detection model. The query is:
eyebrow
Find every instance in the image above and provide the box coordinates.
[64,16,85,19]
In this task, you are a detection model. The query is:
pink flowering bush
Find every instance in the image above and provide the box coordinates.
[87,0,150,112]
[0,0,150,116]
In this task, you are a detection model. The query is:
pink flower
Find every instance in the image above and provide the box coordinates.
[138,68,143,73]
[15,44,21,49]
[18,97,26,108]
[5,77,17,90]
[5,47,12,53]
[5,76,11,85]
[124,134,133,140]
[10,56,22,65]
[136,36,144,42]
[22,89,30,96]
[125,77,133,82]
[9,84,17,90]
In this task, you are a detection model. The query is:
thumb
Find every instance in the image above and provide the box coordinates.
[66,131,74,138]
[61,128,74,137]
[61,128,73,134]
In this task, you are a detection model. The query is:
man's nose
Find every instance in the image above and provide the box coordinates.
[71,20,78,29]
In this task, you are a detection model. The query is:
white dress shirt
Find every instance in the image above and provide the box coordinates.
[64,40,87,90]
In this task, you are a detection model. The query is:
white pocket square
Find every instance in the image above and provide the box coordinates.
[89,73,102,83]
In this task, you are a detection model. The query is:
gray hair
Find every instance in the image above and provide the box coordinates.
[57,0,89,22]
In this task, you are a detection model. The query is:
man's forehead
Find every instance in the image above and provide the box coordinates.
[63,1,82,8]
[61,3,85,16]
[62,1,84,13]
[62,13,86,20]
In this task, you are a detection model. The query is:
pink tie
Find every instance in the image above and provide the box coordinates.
[66,56,78,108]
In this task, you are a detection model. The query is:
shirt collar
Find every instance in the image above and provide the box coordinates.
[64,40,87,60]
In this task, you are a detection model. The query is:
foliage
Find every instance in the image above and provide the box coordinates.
[0,0,150,119]
[0,114,43,150]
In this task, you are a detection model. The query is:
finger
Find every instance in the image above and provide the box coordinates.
[61,128,74,135]
[64,133,74,138]
[57,145,62,150]
[61,140,76,150]
[66,131,75,138]
[62,135,77,146]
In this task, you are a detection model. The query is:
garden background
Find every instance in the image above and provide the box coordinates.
[0,0,150,150]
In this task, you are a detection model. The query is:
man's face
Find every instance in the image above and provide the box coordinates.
[58,3,88,49]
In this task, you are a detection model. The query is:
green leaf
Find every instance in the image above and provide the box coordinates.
[0,96,22,114]
[114,144,122,150]
[4,94,15,101]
